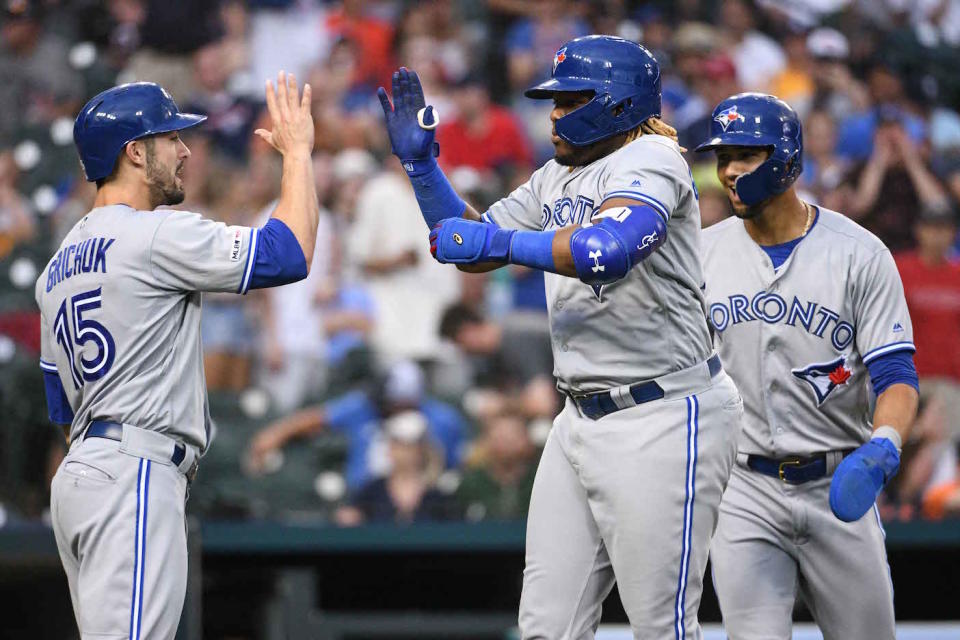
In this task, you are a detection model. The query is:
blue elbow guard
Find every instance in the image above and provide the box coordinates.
[570,205,667,285]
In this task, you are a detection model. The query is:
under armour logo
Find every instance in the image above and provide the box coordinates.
[638,231,658,251]
[589,249,604,273]
[403,162,415,173]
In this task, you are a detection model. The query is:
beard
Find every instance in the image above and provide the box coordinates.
[145,150,185,208]
[553,131,629,167]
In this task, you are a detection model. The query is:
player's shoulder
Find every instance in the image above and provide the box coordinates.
[614,134,687,168]
[812,206,888,258]
[701,216,743,251]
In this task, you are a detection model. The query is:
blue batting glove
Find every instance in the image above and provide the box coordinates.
[377,67,439,175]
[829,438,900,522]
[429,218,515,265]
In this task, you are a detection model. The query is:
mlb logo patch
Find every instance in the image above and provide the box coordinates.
[230,228,243,262]
[553,47,567,73]
[714,105,743,132]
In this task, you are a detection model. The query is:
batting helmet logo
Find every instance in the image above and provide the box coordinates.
[553,48,567,73]
[713,105,743,131]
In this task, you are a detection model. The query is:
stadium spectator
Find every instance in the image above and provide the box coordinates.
[896,205,960,438]
[806,27,870,121]
[346,162,459,363]
[325,0,396,93]
[798,109,849,205]
[715,0,785,91]
[246,361,466,491]
[0,150,35,259]
[437,73,534,189]
[335,410,454,525]
[847,115,950,251]
[456,413,538,522]
[768,29,815,117]
[922,440,960,520]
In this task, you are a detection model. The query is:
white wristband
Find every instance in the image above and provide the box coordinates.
[872,425,902,452]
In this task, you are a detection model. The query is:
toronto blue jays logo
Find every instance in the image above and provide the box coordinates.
[553,47,567,73]
[792,356,853,406]
[714,105,743,131]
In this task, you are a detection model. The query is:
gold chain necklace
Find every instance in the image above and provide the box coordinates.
[801,203,814,237]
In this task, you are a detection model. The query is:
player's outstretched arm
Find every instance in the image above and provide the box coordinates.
[430,196,667,284]
[377,68,482,227]
[247,406,326,474]
[830,383,919,522]
[255,71,320,271]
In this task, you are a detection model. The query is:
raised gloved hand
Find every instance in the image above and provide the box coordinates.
[829,437,900,522]
[377,67,439,174]
[429,218,515,265]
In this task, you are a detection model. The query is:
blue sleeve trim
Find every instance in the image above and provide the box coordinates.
[238,227,259,294]
[39,359,58,372]
[248,219,308,291]
[43,370,74,424]
[480,211,498,226]
[600,191,670,221]
[862,341,916,364]
[866,350,919,396]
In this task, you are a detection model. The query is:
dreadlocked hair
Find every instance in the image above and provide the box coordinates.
[627,117,686,152]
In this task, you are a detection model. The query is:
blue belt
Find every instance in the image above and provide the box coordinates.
[746,450,853,485]
[84,420,193,477]
[573,354,722,421]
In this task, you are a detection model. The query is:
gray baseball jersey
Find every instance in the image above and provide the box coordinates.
[701,207,914,458]
[702,207,909,639]
[483,134,744,638]
[36,204,261,452]
[483,134,713,394]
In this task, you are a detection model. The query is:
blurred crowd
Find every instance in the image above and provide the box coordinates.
[2,0,960,526]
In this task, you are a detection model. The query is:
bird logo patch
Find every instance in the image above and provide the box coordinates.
[553,47,567,73]
[792,356,853,406]
[714,105,743,131]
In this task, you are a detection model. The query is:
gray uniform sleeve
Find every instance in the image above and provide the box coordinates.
[149,210,259,294]
[853,248,915,365]
[598,138,691,221]
[38,309,58,374]
[482,166,546,231]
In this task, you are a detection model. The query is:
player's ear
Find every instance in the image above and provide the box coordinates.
[124,139,148,169]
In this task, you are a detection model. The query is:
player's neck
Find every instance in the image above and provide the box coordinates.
[94,180,153,211]
[742,191,809,247]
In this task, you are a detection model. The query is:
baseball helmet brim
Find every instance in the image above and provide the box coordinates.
[524,77,600,99]
[694,131,778,153]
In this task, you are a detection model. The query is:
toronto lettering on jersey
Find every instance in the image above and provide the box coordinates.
[709,292,856,351]
[46,237,115,292]
[540,195,596,230]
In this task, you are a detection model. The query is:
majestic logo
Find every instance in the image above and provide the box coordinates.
[893,322,904,333]
[638,231,659,251]
[589,249,604,273]
[714,105,743,132]
[553,47,567,73]
[792,356,853,406]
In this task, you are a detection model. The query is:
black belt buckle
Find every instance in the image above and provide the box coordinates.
[777,457,805,483]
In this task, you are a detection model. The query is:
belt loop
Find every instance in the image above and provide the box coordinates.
[824,450,843,475]
[609,385,635,410]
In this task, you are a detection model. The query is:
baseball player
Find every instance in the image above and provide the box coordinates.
[696,93,919,639]
[379,36,744,639]
[37,73,318,639]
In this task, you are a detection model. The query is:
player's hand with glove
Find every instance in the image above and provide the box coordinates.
[430,218,515,265]
[377,67,440,175]
[829,430,901,522]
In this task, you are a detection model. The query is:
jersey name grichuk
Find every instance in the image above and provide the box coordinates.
[46,237,115,292]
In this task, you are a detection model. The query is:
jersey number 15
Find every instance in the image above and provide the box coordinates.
[54,287,116,389]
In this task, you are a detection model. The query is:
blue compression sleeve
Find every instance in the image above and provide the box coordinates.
[866,350,919,396]
[43,370,74,424]
[404,158,467,228]
[509,230,557,272]
[248,219,308,291]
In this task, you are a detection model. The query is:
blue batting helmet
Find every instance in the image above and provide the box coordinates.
[695,93,803,206]
[524,35,661,147]
[73,82,206,182]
